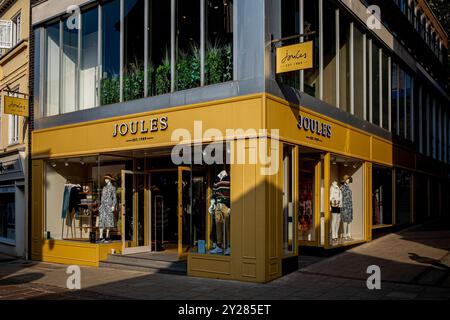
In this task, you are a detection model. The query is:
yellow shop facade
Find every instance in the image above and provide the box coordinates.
[30,0,449,283]
[31,93,446,283]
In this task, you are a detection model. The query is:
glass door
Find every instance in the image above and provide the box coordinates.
[121,170,151,254]
[178,166,191,259]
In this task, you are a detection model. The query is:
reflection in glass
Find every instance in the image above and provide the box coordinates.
[80,7,99,110]
[176,0,200,91]
[206,0,233,85]
[62,17,78,114]
[45,22,60,116]
[149,0,171,96]
[101,0,121,105]
[124,0,145,101]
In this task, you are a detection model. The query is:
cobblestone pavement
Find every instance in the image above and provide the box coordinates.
[1,220,449,300]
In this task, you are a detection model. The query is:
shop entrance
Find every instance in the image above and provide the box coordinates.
[120,167,208,260]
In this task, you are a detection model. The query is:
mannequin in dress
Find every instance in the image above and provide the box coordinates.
[329,181,342,241]
[98,175,117,243]
[340,175,353,240]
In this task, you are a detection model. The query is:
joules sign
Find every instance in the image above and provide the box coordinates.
[297,114,332,138]
[113,116,169,137]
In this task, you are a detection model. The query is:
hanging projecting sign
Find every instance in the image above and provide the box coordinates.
[276,41,313,74]
[3,96,29,117]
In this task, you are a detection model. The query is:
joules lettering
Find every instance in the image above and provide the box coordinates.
[113,116,168,137]
[297,114,332,138]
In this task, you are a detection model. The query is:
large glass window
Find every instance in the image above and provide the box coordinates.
[62,16,79,114]
[45,22,60,116]
[80,7,99,110]
[303,0,320,98]
[329,155,365,246]
[206,0,233,85]
[371,43,380,126]
[149,0,171,96]
[280,0,301,89]
[353,26,365,119]
[123,0,145,101]
[322,1,336,107]
[398,68,405,137]
[405,73,412,140]
[45,156,130,241]
[372,166,392,226]
[0,189,15,242]
[176,0,201,91]
[381,52,389,130]
[101,0,121,105]
[42,0,233,115]
[338,14,350,112]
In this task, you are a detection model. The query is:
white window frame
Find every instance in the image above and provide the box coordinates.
[11,11,21,47]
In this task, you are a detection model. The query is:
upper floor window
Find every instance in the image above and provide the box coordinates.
[40,0,234,117]
[0,11,21,53]
[11,12,21,46]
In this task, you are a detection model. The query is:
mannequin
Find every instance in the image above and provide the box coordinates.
[340,175,353,240]
[209,170,231,255]
[329,181,342,241]
[98,175,117,243]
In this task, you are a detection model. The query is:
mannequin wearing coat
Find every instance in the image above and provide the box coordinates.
[330,181,342,241]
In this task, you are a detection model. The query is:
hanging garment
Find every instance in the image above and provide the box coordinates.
[99,183,117,229]
[61,185,73,219]
[69,186,83,218]
[341,183,353,223]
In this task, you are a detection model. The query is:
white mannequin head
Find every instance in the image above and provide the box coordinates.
[105,178,111,185]
[218,170,228,179]
[332,181,338,187]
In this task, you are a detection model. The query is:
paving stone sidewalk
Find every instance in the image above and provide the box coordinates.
[0,220,449,300]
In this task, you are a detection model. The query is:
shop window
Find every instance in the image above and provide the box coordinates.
[101,0,121,106]
[303,0,320,98]
[298,151,322,243]
[329,155,365,246]
[206,0,233,85]
[395,169,412,225]
[123,0,145,101]
[176,0,201,91]
[283,145,295,254]
[80,7,99,110]
[322,1,336,107]
[0,189,15,242]
[45,22,60,116]
[44,156,132,242]
[148,0,171,96]
[372,166,392,226]
[353,26,365,120]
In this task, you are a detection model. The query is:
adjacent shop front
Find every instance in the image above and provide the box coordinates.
[0,150,26,257]
[32,93,437,282]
